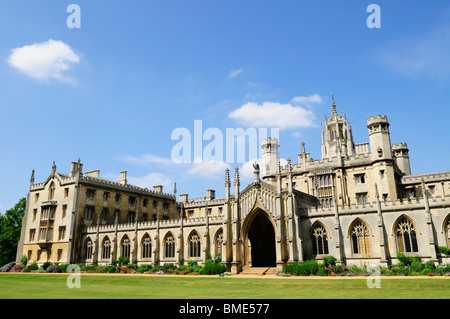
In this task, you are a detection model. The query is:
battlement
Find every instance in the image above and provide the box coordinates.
[392,143,408,150]
[261,137,278,144]
[303,193,450,217]
[367,115,389,125]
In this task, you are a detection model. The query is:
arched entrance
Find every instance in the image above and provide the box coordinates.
[243,210,276,267]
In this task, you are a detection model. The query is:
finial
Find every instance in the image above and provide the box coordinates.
[174,182,177,195]
[253,161,260,183]
[30,169,35,184]
[225,168,230,186]
[301,141,306,154]
[51,161,56,176]
[332,96,337,114]
[234,167,240,186]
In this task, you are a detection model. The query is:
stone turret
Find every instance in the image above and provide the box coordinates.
[392,143,411,175]
[261,137,279,177]
[367,115,393,162]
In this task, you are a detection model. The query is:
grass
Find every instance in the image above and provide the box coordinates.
[0,273,449,299]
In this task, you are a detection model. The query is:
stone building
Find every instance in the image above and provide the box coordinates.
[16,102,450,273]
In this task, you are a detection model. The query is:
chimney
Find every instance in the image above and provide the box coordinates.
[85,170,100,178]
[119,171,127,185]
[206,189,215,200]
[153,185,163,193]
[70,159,83,177]
[180,194,188,203]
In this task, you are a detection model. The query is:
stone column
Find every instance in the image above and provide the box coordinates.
[422,180,438,263]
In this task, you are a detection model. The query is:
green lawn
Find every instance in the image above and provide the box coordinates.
[0,273,449,299]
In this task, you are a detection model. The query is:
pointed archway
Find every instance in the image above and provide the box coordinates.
[243,209,276,267]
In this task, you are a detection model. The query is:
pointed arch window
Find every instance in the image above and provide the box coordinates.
[121,236,131,259]
[102,237,111,260]
[189,231,201,258]
[85,238,93,260]
[446,219,450,248]
[142,234,152,259]
[165,233,175,258]
[49,182,55,200]
[396,217,418,253]
[351,220,371,255]
[215,229,224,258]
[311,223,329,255]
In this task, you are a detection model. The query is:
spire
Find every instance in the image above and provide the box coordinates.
[30,169,35,185]
[301,141,306,154]
[331,95,337,114]
[234,167,240,187]
[173,182,177,195]
[51,161,56,176]
[225,168,230,186]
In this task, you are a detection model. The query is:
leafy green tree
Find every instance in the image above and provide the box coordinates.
[0,198,26,266]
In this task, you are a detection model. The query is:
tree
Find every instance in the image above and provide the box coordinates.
[0,198,26,266]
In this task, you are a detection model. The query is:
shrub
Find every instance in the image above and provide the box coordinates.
[82,265,97,272]
[284,260,319,276]
[45,265,62,273]
[115,257,130,267]
[25,261,39,272]
[136,264,153,273]
[437,246,450,255]
[106,266,116,273]
[59,264,69,273]
[323,256,337,267]
[424,261,436,270]
[20,255,28,266]
[187,260,198,267]
[42,262,52,271]
[422,268,434,276]
[9,264,26,272]
[410,260,424,273]
[199,258,226,275]
[316,267,331,276]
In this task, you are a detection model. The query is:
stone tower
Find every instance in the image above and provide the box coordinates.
[321,100,356,160]
[392,143,411,176]
[367,115,393,162]
[261,137,279,177]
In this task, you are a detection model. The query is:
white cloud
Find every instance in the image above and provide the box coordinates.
[228,101,316,130]
[228,68,243,78]
[186,159,231,178]
[291,94,323,107]
[7,39,80,83]
[127,172,174,190]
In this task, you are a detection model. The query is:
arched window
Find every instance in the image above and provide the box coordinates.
[49,182,55,200]
[165,233,175,258]
[396,217,418,253]
[311,223,329,255]
[121,236,131,259]
[189,231,201,258]
[215,229,223,258]
[142,234,152,259]
[102,237,111,260]
[351,220,371,255]
[85,238,93,260]
[446,218,450,248]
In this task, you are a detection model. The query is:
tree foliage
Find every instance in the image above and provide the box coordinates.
[0,198,26,266]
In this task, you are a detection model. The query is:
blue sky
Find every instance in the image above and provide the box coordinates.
[1,1,449,212]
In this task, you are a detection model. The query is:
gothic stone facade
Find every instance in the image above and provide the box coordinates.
[16,103,450,273]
